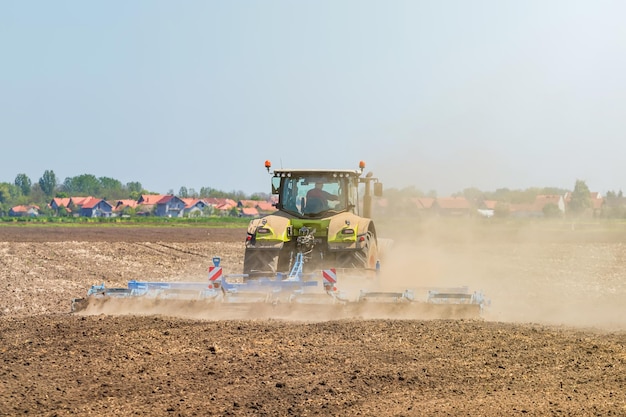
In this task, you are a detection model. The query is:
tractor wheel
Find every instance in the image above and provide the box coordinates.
[362,232,378,270]
[345,231,378,270]
[243,248,279,278]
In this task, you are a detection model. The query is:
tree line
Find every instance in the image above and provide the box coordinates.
[2,171,624,219]
[0,170,268,216]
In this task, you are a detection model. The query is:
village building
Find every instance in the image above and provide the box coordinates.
[79,197,113,217]
[9,205,40,217]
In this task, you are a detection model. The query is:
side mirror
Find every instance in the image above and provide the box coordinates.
[271,177,281,195]
[374,182,383,197]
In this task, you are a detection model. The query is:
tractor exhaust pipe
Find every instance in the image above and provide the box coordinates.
[361,172,382,219]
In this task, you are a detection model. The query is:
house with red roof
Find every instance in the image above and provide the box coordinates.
[79,198,113,217]
[236,200,277,213]
[205,198,237,208]
[114,199,139,213]
[412,197,435,210]
[137,194,168,205]
[182,198,209,216]
[255,201,277,213]
[481,200,498,210]
[49,198,71,212]
[403,197,436,216]
[9,205,40,217]
[509,195,565,218]
[134,194,167,215]
[215,202,237,214]
[205,198,238,214]
[590,192,604,213]
[155,195,186,217]
[48,196,102,216]
[240,207,260,218]
[238,200,258,209]
[432,197,472,216]
[70,196,95,208]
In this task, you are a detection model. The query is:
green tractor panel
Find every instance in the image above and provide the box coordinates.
[243,161,383,277]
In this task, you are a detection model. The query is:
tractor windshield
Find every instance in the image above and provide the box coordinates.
[280,175,355,218]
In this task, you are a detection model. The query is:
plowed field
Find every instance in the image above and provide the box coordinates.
[1,225,625,416]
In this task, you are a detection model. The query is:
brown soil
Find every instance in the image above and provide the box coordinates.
[1,225,625,416]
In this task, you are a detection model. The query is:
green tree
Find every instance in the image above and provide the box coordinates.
[121,206,136,216]
[129,190,142,201]
[0,182,21,204]
[63,174,101,195]
[38,205,54,217]
[14,173,31,196]
[568,179,591,216]
[199,187,214,197]
[250,192,270,201]
[179,186,189,198]
[197,186,250,201]
[98,177,127,200]
[0,183,12,203]
[29,183,48,206]
[99,177,122,191]
[231,190,247,201]
[126,181,142,193]
[39,170,57,196]
[56,205,70,217]
[187,209,201,218]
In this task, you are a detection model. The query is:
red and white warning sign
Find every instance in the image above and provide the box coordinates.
[208,266,223,283]
[322,268,337,284]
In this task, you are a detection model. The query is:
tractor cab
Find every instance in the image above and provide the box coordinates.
[272,170,361,218]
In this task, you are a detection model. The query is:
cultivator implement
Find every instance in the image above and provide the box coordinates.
[427,287,487,305]
[71,256,488,320]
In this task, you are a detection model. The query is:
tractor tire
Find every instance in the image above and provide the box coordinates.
[362,232,378,270]
[243,248,279,278]
[339,231,378,270]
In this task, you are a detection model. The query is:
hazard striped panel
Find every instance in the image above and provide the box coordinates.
[208,266,223,283]
[322,268,337,284]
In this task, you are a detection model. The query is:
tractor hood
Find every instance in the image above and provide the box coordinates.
[247,211,374,250]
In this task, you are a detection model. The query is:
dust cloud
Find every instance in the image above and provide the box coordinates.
[32,222,626,330]
[376,217,626,330]
[71,218,626,330]
[73,218,626,330]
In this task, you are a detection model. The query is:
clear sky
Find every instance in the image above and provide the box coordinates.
[2,1,626,196]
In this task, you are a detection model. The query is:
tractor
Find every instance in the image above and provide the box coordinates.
[243,161,383,277]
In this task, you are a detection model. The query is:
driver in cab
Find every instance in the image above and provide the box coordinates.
[305,182,338,213]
